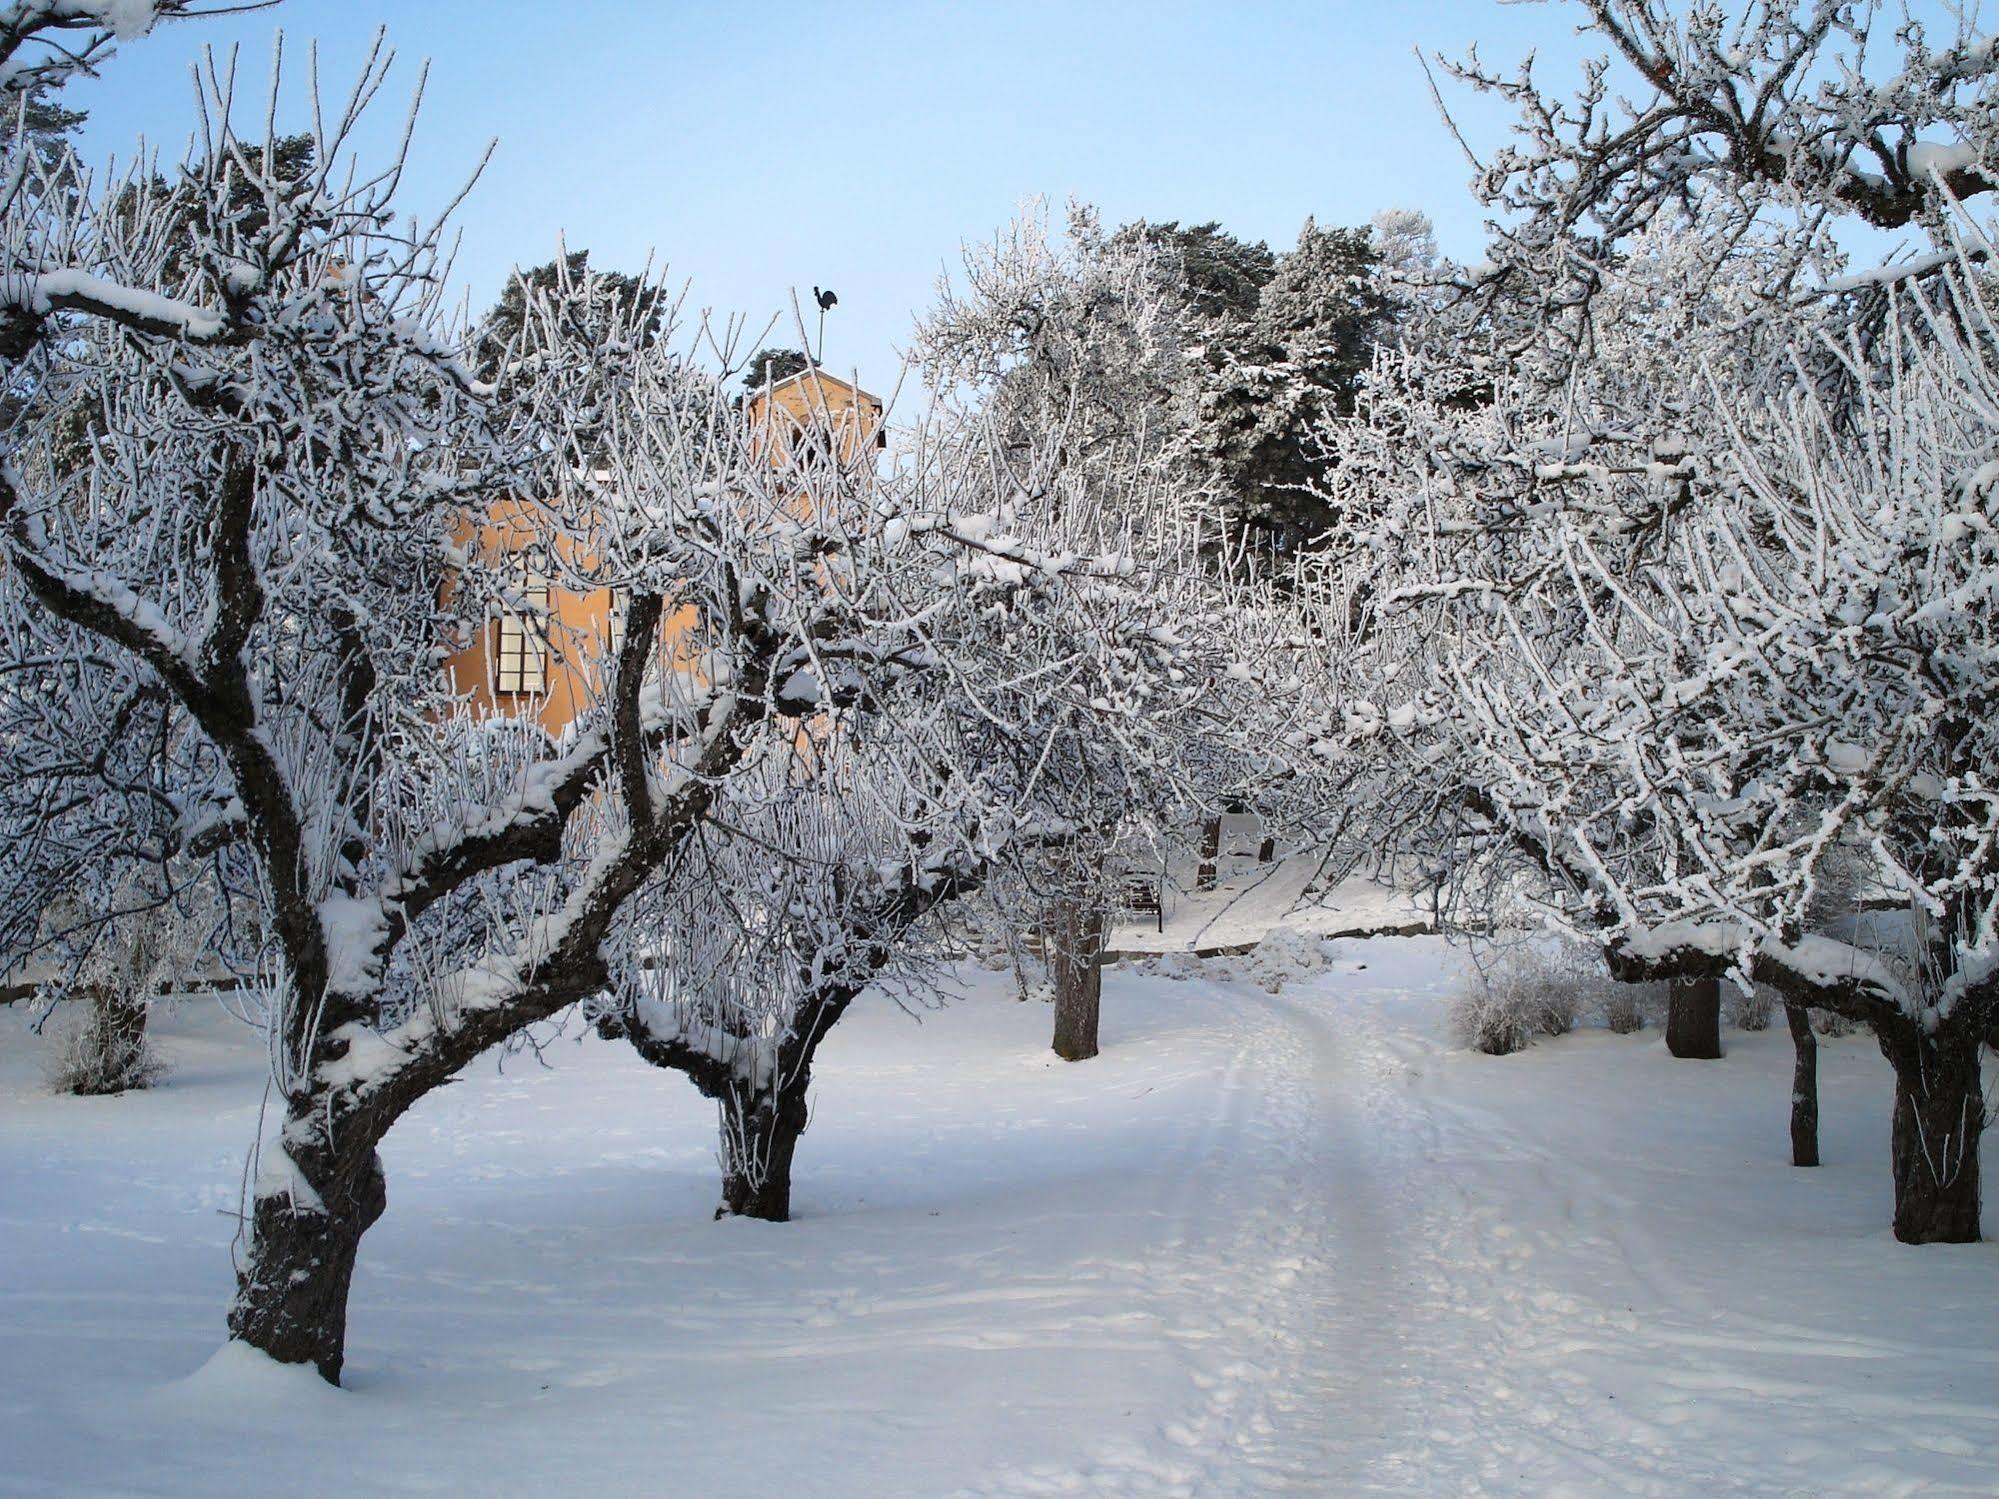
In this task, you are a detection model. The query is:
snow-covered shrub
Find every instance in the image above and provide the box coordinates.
[1325,0,1999,1244]
[936,885,1036,976]
[1448,970,1537,1056]
[1448,943,1577,1053]
[1535,987,1580,1037]
[46,986,166,1095]
[1731,985,1776,1032]
[1537,943,1616,1036]
[34,885,215,1096]
[1598,984,1647,1036]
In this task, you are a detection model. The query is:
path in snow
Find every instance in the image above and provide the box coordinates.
[957,946,1497,1496]
[2,937,1996,1496]
[952,968,1414,1496]
[962,941,1999,1497]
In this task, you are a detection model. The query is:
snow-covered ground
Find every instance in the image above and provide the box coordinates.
[1107,845,1430,957]
[2,936,1995,1496]
[1108,861,1430,957]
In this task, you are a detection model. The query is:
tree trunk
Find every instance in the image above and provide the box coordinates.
[226,1144,388,1384]
[96,981,149,1076]
[716,1073,810,1223]
[1876,1016,1983,1244]
[1195,815,1221,891]
[1784,1002,1819,1168]
[1666,976,1723,1059]
[1051,896,1103,1062]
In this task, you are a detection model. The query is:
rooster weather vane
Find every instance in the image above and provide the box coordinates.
[812,285,836,363]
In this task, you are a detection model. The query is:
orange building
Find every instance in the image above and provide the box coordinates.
[747,366,887,467]
[442,367,884,735]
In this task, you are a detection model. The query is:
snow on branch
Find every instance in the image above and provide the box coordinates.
[0,266,225,341]
[1327,217,1999,1037]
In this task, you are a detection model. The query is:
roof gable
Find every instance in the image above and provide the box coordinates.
[756,365,881,407]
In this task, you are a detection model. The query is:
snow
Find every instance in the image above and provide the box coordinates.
[54,0,163,41]
[1107,851,1429,956]
[252,1142,324,1213]
[162,1339,347,1409]
[1618,920,1914,1012]
[317,893,388,998]
[1906,141,1988,182]
[1817,247,1965,294]
[0,1,158,49]
[3,941,1996,1495]
[3,522,197,665]
[3,268,225,340]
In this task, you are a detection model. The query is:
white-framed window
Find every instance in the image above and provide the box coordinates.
[493,560,550,696]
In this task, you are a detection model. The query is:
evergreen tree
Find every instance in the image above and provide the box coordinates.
[105,133,316,279]
[1370,208,1439,284]
[1108,219,1275,326]
[1187,219,1389,559]
[18,92,84,174]
[222,132,315,240]
[472,250,662,381]
[0,95,85,432]
[741,346,812,390]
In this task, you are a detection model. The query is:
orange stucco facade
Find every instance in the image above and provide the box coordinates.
[441,368,882,735]
[746,366,887,468]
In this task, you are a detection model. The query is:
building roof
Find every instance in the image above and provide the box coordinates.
[754,365,882,408]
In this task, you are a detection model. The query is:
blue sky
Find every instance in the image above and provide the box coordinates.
[58,2,1841,388]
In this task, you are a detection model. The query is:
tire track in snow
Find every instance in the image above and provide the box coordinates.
[954,974,1432,1496]
[956,949,1999,1497]
[1338,962,1999,1498]
[1234,980,1479,1494]
[948,982,1327,1496]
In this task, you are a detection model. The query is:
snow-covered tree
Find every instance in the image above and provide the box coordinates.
[1310,1,1999,1238]
[0,635,240,1093]
[0,25,1319,1383]
[917,202,1191,489]
[1334,216,1999,1241]
[0,33,544,1378]
[469,247,662,383]
[1099,212,1411,562]
[594,354,1320,1214]
[1370,208,1439,284]
[1108,218,1277,326]
[915,204,1192,1063]
[1447,0,1999,248]
[1427,0,1999,366]
[0,3,198,97]
[912,205,1334,1062]
[601,742,989,1223]
[1186,218,1390,559]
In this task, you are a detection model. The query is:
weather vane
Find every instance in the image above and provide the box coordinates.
[812,285,837,363]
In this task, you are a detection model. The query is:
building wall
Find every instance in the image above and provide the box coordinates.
[746,369,886,469]
[443,373,880,737]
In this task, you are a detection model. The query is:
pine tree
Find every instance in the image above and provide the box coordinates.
[18,93,84,173]
[742,346,812,390]
[472,250,662,381]
[1108,219,1275,325]
[1188,219,1388,559]
[1369,208,1438,283]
